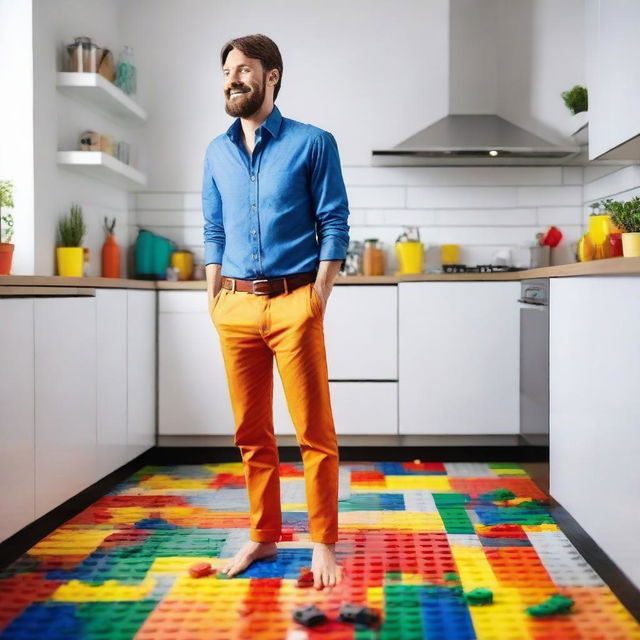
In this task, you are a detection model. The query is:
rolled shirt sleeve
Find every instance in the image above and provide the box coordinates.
[202,152,225,265]
[309,131,350,261]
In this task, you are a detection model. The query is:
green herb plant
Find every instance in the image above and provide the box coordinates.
[0,180,15,243]
[561,85,588,115]
[57,203,87,247]
[596,197,640,233]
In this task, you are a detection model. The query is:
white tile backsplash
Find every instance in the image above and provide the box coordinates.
[133,163,640,272]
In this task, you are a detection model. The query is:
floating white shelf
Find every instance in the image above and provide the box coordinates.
[57,72,147,124]
[57,151,147,190]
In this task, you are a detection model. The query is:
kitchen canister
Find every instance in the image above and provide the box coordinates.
[171,250,194,280]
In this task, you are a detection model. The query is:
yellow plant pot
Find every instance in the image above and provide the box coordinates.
[396,241,424,274]
[56,246,84,276]
[621,232,640,257]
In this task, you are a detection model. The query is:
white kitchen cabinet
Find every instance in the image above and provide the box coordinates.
[399,282,520,435]
[158,291,235,435]
[0,299,35,542]
[127,290,156,453]
[587,0,640,161]
[273,373,398,436]
[550,277,640,590]
[96,289,129,476]
[34,296,97,517]
[323,285,397,380]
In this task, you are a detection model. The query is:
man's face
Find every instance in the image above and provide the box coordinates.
[223,48,270,118]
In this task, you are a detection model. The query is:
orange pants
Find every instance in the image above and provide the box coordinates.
[209,276,339,544]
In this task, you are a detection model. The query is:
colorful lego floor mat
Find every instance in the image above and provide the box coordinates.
[1,461,639,640]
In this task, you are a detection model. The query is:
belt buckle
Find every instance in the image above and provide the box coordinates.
[252,278,270,295]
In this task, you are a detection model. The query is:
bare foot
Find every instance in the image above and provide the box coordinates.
[311,542,344,590]
[220,540,278,577]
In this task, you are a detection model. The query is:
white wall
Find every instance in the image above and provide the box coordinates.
[0,0,34,275]
[126,0,595,272]
[32,0,138,276]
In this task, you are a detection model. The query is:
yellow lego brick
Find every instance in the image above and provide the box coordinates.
[384,476,452,491]
[521,524,559,533]
[29,529,113,556]
[203,463,245,473]
[165,575,250,602]
[147,556,227,574]
[339,511,444,531]
[449,545,499,590]
[282,503,307,511]
[52,578,156,602]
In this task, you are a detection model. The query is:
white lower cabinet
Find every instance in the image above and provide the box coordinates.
[324,285,397,379]
[127,290,157,453]
[159,291,235,435]
[550,277,640,589]
[34,296,98,518]
[96,289,129,476]
[158,286,398,437]
[398,282,520,435]
[273,376,397,436]
[0,298,36,542]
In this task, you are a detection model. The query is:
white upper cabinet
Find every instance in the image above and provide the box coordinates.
[399,282,520,435]
[587,0,640,161]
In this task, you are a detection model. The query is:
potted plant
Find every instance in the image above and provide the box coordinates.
[101,215,121,278]
[0,180,15,275]
[562,84,588,140]
[56,203,87,276]
[597,197,640,257]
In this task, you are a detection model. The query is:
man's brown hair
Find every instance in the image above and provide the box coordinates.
[220,34,283,101]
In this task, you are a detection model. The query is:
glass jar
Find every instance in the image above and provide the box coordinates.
[363,239,385,276]
[67,36,99,73]
[115,45,137,96]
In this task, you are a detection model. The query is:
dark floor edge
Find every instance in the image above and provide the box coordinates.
[150,445,550,464]
[0,449,155,570]
[548,500,640,623]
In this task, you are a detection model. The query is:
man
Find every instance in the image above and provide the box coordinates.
[202,33,349,590]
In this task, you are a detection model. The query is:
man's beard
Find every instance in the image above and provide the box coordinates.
[224,75,266,118]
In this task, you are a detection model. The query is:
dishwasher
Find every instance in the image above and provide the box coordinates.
[518,278,549,445]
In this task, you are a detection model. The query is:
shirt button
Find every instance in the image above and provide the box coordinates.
[252,253,258,260]
[251,204,256,210]
[250,175,256,181]
[251,229,257,235]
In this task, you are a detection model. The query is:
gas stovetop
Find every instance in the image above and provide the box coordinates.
[441,264,524,273]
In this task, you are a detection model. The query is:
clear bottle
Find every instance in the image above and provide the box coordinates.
[115,45,137,96]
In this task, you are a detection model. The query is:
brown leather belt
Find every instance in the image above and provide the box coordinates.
[220,271,317,296]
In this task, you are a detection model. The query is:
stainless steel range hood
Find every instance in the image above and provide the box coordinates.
[372,114,582,166]
[372,0,583,166]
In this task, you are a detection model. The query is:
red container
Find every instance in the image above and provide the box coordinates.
[609,232,623,258]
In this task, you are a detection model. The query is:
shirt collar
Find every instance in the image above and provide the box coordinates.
[226,104,283,145]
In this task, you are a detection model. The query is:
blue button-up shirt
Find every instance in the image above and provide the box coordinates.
[202,104,350,278]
